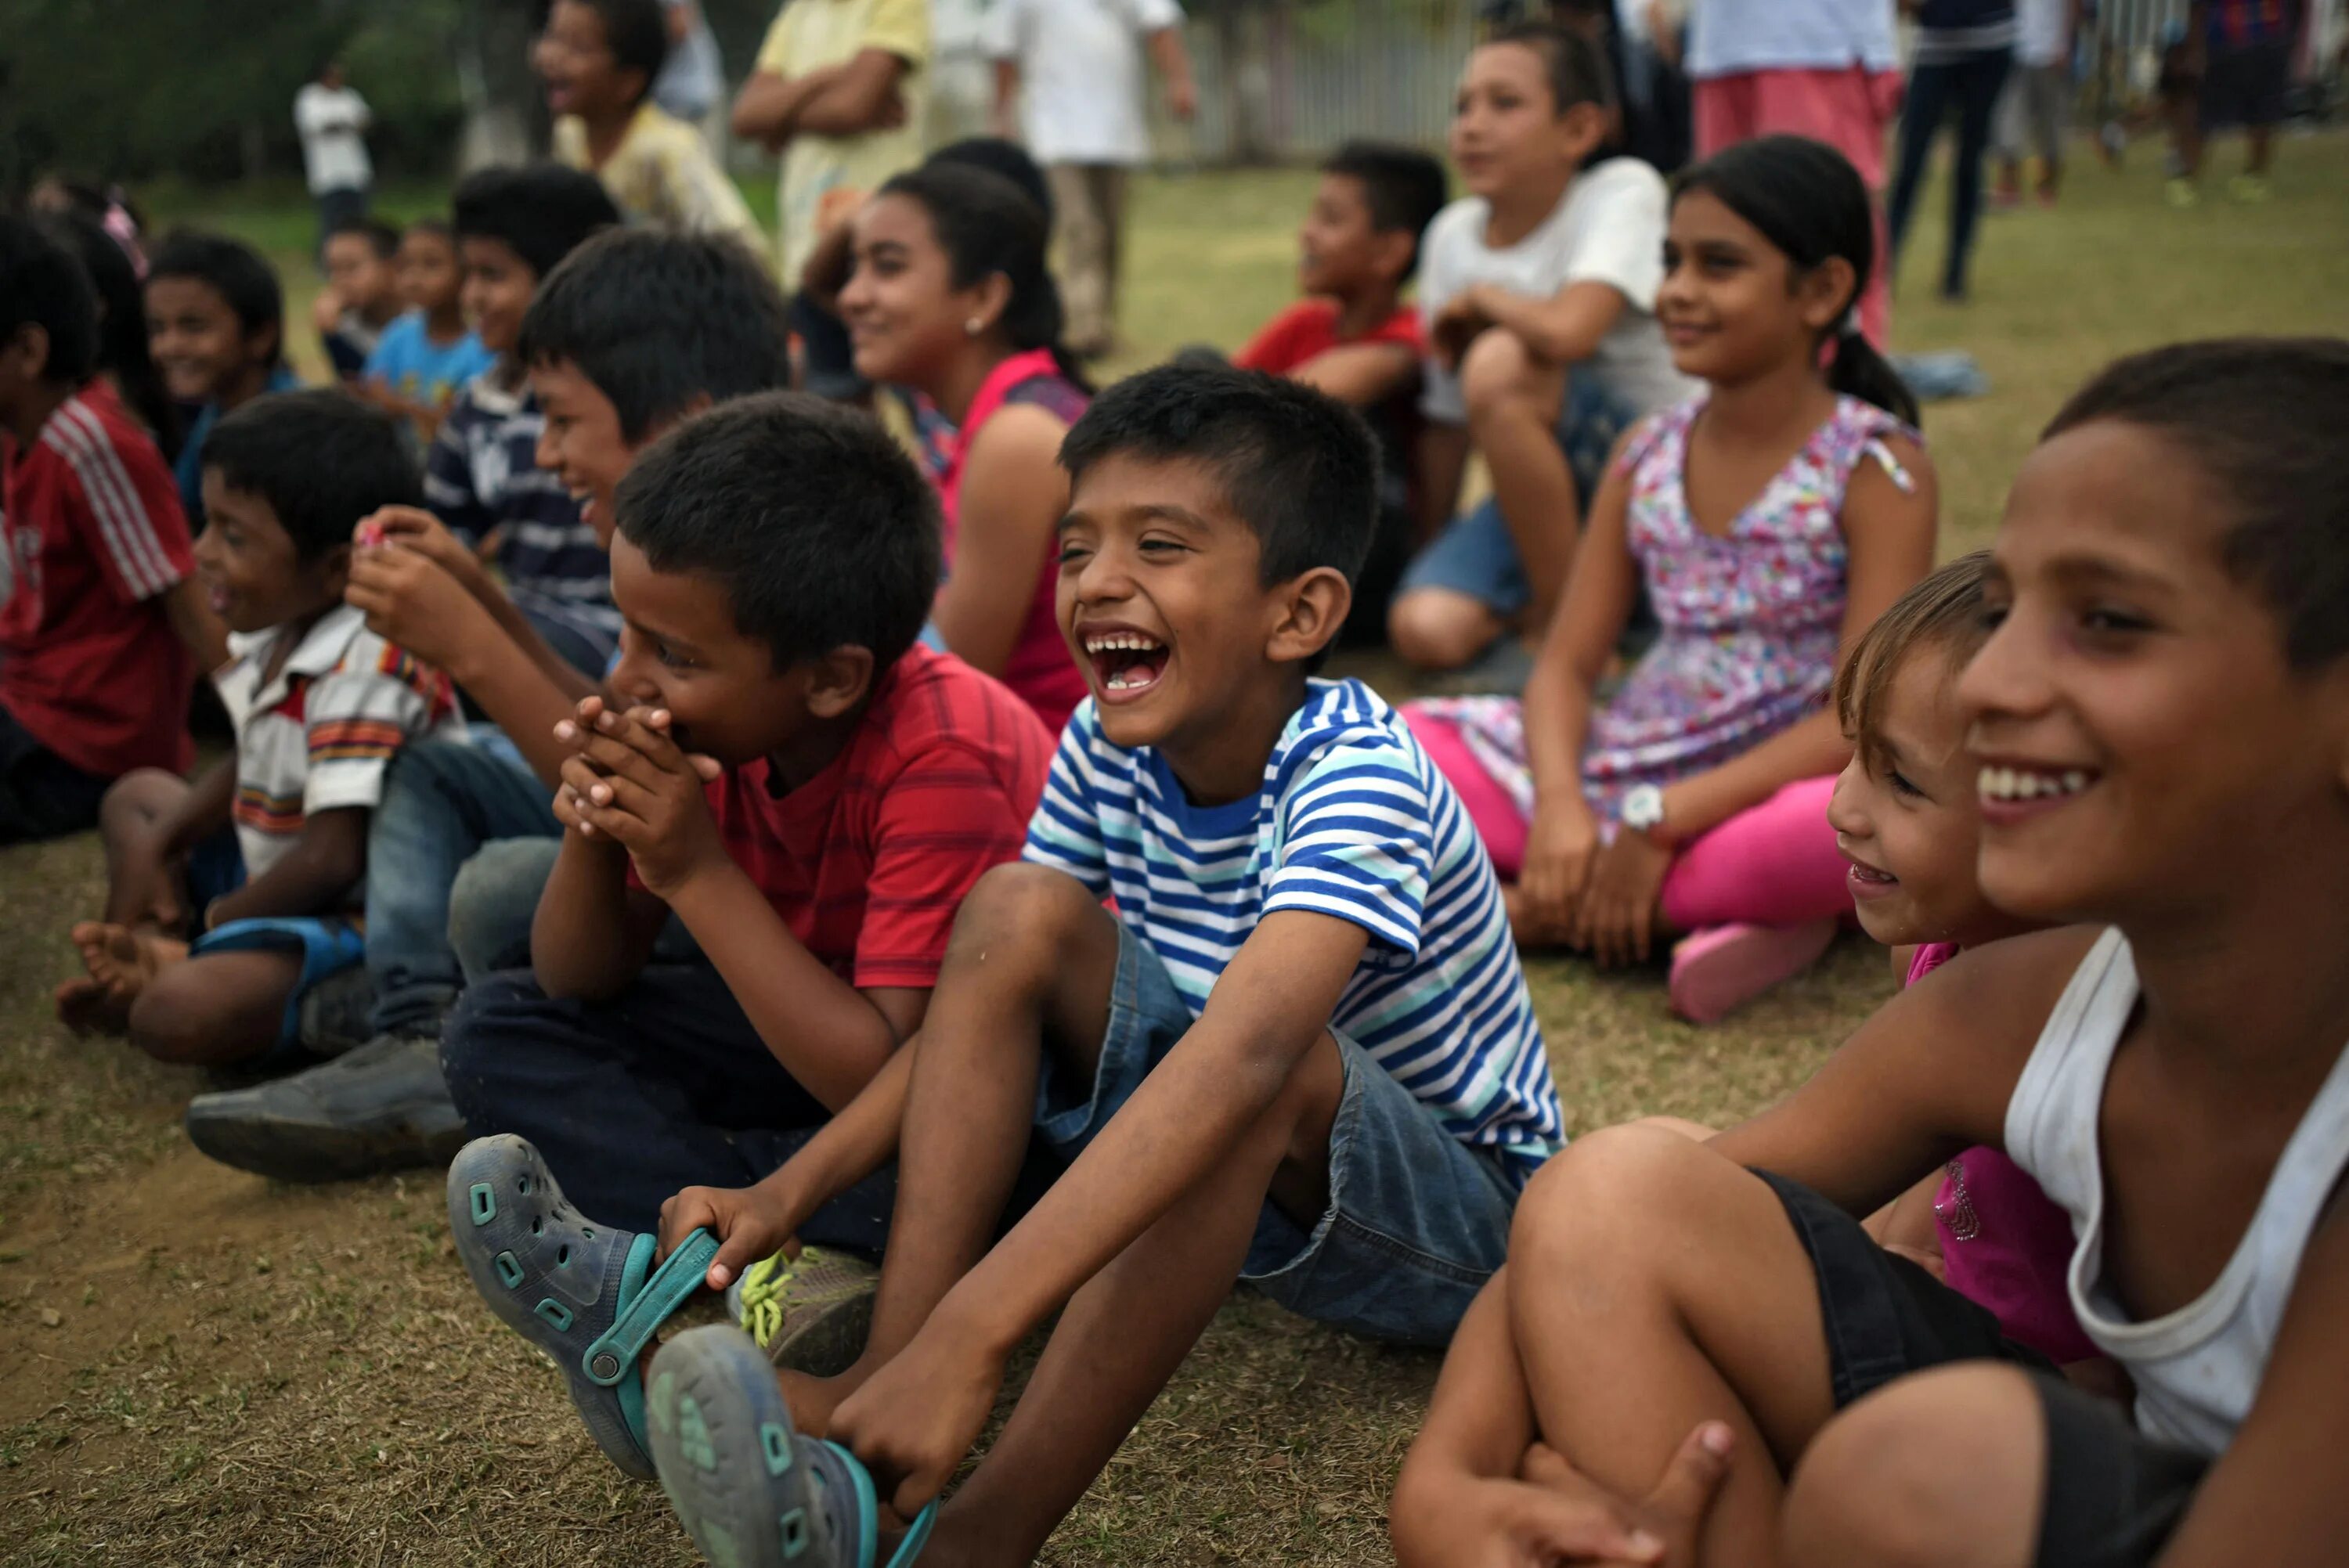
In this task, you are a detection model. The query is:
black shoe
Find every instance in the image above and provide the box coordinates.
[184,1033,467,1183]
[296,965,377,1057]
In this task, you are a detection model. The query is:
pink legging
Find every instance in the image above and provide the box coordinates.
[1409,712,1851,932]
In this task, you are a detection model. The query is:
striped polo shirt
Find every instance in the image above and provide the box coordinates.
[216,604,466,891]
[1023,678,1562,1184]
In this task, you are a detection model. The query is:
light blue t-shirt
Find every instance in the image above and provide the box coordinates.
[1023,678,1562,1184]
[362,312,496,416]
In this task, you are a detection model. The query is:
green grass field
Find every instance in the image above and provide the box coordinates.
[6,132,2348,1565]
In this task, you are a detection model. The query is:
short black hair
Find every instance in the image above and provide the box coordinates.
[518,228,791,443]
[614,391,942,673]
[2045,337,2349,671]
[202,389,420,561]
[0,214,99,386]
[1321,140,1450,280]
[1061,362,1378,589]
[452,163,622,281]
[572,0,669,99]
[1485,20,1618,115]
[326,217,401,259]
[146,229,284,368]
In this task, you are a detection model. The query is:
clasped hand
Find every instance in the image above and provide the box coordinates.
[550,695,727,900]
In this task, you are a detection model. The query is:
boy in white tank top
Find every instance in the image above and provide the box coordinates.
[1389,337,2349,1568]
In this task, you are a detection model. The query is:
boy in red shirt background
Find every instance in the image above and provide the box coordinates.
[0,216,221,845]
[1233,140,1449,640]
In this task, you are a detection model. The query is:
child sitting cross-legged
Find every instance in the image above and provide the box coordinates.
[438,391,1055,1478]
[1406,135,1939,1023]
[58,391,464,1068]
[443,364,1563,1566]
[1391,337,2349,1568]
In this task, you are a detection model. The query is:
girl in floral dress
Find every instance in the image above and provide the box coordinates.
[1406,135,1939,1021]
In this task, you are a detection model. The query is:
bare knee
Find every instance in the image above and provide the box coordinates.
[1782,1364,2044,1568]
[1460,328,1560,424]
[126,962,237,1065]
[1387,587,1501,672]
[99,768,185,842]
[1510,1122,1737,1269]
[941,863,1111,978]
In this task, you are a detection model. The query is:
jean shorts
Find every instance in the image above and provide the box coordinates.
[1034,925,1525,1345]
[1398,372,1642,618]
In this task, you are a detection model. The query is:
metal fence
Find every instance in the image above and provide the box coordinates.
[1153,0,2204,168]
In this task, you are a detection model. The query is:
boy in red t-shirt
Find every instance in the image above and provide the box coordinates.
[440,392,1051,1295]
[0,216,219,844]
[1233,140,1449,639]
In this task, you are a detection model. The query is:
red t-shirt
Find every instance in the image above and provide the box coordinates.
[1235,301,1425,513]
[1,382,197,778]
[1233,298,1422,376]
[635,644,1054,989]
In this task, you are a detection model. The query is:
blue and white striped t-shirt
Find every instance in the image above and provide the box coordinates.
[1023,678,1562,1184]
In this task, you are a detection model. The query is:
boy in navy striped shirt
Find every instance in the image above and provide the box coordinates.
[640,364,1561,1568]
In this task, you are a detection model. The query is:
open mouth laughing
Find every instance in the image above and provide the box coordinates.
[1081,626,1171,701]
[1976,762,2099,826]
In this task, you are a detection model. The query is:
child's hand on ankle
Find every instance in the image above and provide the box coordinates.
[1574,829,1673,968]
[552,705,727,900]
[829,1307,1009,1519]
[656,1181,806,1292]
[1431,292,1496,372]
[1506,1429,1733,1568]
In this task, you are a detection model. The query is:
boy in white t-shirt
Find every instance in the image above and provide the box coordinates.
[984,0,1197,357]
[1389,23,1693,678]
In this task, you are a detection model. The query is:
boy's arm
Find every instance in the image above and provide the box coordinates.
[1413,422,1471,541]
[1708,928,2100,1212]
[530,815,669,1000]
[731,67,840,150]
[1460,279,1629,367]
[2152,1191,2349,1568]
[204,806,368,926]
[1146,24,1198,119]
[1283,341,1420,407]
[788,49,914,137]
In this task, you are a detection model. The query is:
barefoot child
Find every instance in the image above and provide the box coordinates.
[449,365,1559,1566]
[1393,337,2349,1568]
[1408,135,1937,1022]
[63,391,463,1066]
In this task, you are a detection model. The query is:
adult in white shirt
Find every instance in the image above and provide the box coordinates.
[294,61,374,261]
[983,0,1198,357]
[1993,0,2080,205]
[1685,0,1900,342]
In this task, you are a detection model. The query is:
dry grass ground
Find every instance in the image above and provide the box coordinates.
[5,131,2347,1565]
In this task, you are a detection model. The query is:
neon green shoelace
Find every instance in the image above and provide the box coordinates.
[734,1246,829,1350]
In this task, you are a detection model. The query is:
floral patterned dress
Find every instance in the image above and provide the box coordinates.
[1413,392,1918,826]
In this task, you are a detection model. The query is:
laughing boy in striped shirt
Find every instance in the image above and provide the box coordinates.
[642,363,1561,1568]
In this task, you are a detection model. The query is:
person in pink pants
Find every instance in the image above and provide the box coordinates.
[1687,0,1904,344]
[1405,137,1939,1023]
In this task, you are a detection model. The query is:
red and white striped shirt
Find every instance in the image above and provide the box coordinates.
[1,381,197,777]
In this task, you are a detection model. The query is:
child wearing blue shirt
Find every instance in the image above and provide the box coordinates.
[443,364,1563,1567]
[362,220,495,443]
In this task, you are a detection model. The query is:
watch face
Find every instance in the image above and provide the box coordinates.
[1624,786,1662,830]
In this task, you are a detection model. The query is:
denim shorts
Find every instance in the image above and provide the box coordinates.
[1034,925,1524,1345]
[1759,1170,2207,1568]
[1398,372,1642,618]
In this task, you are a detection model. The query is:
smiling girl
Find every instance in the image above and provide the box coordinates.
[1407,134,1936,1022]
[839,161,1092,734]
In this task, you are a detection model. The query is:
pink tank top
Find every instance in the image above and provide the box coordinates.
[931,348,1090,737]
[1910,942,2100,1365]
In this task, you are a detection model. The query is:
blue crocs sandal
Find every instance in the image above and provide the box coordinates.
[446,1134,720,1479]
[648,1324,936,1568]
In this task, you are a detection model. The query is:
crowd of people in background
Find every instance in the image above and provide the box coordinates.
[3,0,2347,1565]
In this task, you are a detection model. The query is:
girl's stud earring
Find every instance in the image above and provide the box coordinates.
[965,316,985,336]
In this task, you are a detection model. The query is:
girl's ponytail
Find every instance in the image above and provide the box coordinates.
[1673,135,1918,427]
[1827,326,1920,429]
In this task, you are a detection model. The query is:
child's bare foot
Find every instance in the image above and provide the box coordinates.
[53,974,124,1036]
[775,1354,881,1438]
[71,921,188,1017]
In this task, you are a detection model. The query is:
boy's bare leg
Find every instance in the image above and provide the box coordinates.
[1504,1123,1843,1567]
[121,947,306,1067]
[1460,329,1576,633]
[96,769,193,925]
[780,866,1124,1433]
[913,1032,1343,1568]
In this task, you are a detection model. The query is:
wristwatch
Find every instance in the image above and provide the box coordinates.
[1620,784,1668,841]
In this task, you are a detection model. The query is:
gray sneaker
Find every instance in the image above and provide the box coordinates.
[295,966,377,1057]
[184,1033,467,1183]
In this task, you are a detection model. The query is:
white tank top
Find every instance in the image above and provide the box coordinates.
[2007,928,2349,1456]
